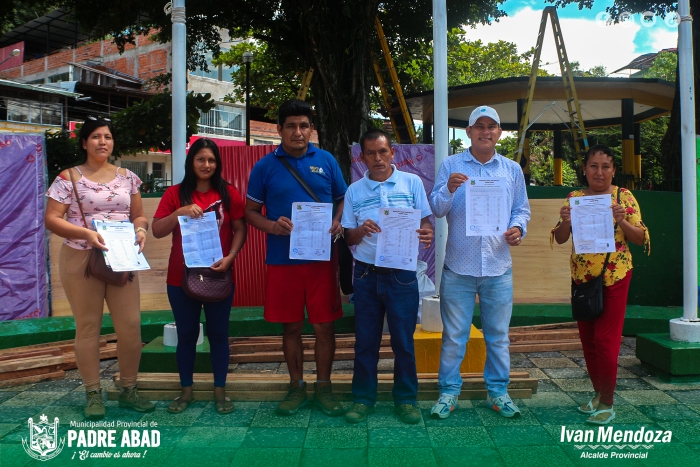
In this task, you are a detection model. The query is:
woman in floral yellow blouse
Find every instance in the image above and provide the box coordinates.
[551,144,649,425]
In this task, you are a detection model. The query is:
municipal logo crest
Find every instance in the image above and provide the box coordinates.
[22,414,65,461]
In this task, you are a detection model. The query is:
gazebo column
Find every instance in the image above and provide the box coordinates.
[621,98,635,188]
[553,130,563,186]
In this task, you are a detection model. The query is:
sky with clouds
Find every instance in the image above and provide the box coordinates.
[443,0,678,145]
[468,0,679,75]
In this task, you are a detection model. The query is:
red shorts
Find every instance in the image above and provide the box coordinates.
[264,259,343,324]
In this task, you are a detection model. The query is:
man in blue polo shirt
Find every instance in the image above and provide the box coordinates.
[245,99,347,417]
[341,128,433,424]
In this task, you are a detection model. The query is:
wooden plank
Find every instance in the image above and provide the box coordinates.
[0,365,62,381]
[107,387,532,401]
[0,356,64,373]
[510,342,582,353]
[0,370,65,388]
[60,343,118,371]
[229,347,395,363]
[125,371,531,383]
[229,337,391,354]
[509,322,578,332]
[0,348,62,362]
[509,330,580,342]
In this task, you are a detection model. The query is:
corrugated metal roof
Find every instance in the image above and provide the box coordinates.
[69,62,143,84]
[0,78,80,97]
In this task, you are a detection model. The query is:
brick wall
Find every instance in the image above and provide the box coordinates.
[22,58,45,75]
[104,56,135,76]
[74,42,102,63]
[47,49,73,70]
[4,30,170,83]
[138,48,169,80]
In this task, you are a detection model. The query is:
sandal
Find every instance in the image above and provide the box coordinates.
[578,397,599,414]
[586,407,615,425]
[168,396,195,414]
[215,397,234,415]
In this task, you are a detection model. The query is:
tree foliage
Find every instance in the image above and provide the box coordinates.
[546,0,698,190]
[44,92,214,181]
[642,50,677,81]
[394,27,541,94]
[0,0,59,36]
[2,0,508,176]
[112,91,215,155]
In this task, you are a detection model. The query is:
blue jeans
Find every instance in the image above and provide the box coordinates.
[167,284,234,388]
[352,263,419,406]
[438,266,513,398]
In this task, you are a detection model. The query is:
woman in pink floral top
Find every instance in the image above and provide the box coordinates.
[551,144,649,426]
[45,117,154,420]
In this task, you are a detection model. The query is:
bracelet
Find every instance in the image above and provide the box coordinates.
[229,250,237,256]
[135,227,147,235]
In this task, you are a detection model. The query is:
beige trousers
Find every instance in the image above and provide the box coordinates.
[59,244,142,390]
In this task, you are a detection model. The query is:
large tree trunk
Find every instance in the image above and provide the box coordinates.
[299,0,379,180]
[660,0,699,191]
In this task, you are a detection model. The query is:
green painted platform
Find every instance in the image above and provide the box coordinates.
[0,304,681,350]
[139,336,213,373]
[636,332,700,381]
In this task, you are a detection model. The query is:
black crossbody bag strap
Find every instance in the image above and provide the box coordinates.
[278,156,321,203]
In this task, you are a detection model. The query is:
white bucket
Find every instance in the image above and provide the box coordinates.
[163,322,204,346]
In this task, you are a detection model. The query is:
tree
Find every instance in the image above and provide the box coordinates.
[44,92,214,181]
[2,0,507,177]
[642,50,677,81]
[547,0,698,191]
[393,27,541,94]
[0,0,59,36]
[215,29,540,138]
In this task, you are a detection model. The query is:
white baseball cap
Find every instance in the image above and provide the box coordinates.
[468,106,500,127]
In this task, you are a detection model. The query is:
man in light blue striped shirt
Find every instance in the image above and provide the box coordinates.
[341,129,433,425]
[429,106,530,420]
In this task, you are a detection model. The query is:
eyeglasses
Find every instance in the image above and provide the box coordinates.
[87,116,111,122]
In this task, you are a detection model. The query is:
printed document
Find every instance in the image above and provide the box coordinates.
[465,177,508,236]
[178,211,223,267]
[289,202,332,261]
[92,220,150,272]
[570,195,616,254]
[374,207,420,271]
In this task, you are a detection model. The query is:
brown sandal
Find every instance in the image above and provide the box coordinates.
[215,397,234,415]
[168,396,195,414]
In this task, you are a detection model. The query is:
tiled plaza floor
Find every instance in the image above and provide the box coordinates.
[1,337,700,466]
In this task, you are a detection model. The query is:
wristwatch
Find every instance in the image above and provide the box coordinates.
[514,225,523,236]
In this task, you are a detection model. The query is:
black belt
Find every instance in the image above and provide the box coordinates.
[356,260,393,274]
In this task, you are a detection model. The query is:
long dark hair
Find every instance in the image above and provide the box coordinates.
[179,138,231,210]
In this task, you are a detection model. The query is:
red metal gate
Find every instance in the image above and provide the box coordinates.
[220,145,276,306]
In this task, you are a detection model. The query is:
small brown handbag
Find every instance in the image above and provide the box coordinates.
[69,168,132,286]
[182,266,232,303]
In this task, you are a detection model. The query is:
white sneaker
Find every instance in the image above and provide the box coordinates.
[430,394,458,419]
[486,393,521,418]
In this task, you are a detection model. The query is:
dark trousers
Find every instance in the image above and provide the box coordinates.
[577,271,632,406]
[167,284,234,387]
[351,262,419,406]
